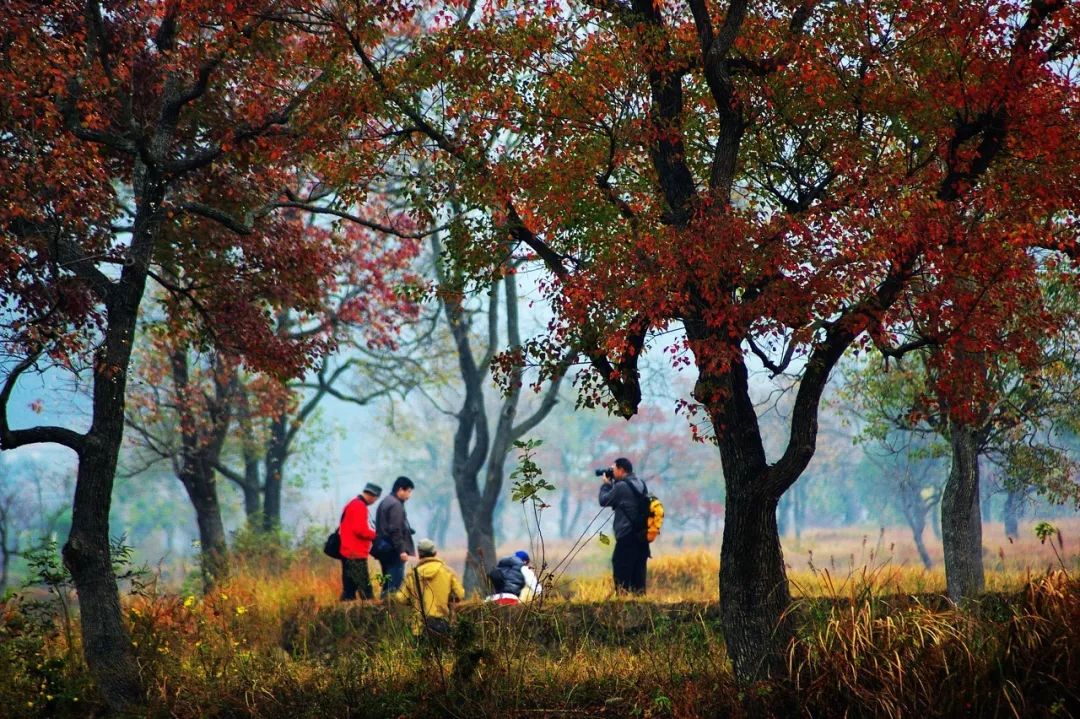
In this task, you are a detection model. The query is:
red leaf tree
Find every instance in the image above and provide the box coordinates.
[319,0,1080,680]
[0,1,414,707]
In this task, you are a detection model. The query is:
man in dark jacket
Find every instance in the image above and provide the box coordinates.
[598,457,649,594]
[375,476,416,596]
[338,482,381,601]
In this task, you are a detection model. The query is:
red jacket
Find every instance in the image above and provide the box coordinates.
[339,496,377,559]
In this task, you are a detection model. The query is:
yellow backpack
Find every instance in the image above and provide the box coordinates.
[631,481,664,543]
[644,495,664,542]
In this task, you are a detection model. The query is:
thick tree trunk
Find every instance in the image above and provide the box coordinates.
[461,507,496,594]
[241,462,261,521]
[1003,487,1023,539]
[721,487,791,682]
[64,300,146,710]
[941,423,985,601]
[58,204,158,710]
[695,342,798,684]
[65,442,143,711]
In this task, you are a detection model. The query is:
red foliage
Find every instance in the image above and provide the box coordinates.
[0,0,421,381]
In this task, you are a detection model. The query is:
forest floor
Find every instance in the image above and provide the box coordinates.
[2,519,1079,718]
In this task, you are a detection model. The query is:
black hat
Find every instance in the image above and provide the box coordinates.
[362,482,382,497]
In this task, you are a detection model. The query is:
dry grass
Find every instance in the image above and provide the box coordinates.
[1,520,1078,718]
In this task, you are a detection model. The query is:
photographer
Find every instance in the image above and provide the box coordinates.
[597,457,649,594]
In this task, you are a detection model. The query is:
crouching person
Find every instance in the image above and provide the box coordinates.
[394,538,465,644]
[484,550,543,604]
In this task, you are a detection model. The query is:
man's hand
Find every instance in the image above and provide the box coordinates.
[400,552,409,562]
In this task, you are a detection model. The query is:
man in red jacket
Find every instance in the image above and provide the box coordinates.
[339,482,382,600]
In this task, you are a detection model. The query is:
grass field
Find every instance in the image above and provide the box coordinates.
[1,519,1078,718]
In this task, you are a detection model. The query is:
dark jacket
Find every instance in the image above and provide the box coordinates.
[375,493,415,556]
[598,473,647,540]
[488,556,526,596]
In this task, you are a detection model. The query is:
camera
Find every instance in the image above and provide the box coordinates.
[594,468,613,479]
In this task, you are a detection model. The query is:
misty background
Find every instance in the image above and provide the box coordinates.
[3,289,1079,591]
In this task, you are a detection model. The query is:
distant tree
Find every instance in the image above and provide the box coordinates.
[842,294,1080,596]
[433,239,573,592]
[0,456,73,593]
[126,218,422,564]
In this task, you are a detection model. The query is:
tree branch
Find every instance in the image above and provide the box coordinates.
[0,353,85,453]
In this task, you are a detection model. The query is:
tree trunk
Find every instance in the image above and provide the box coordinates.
[911,510,933,570]
[461,507,496,594]
[262,413,288,533]
[0,501,10,594]
[180,466,229,590]
[0,544,9,595]
[558,488,571,539]
[899,482,933,569]
[1003,487,1023,539]
[235,387,264,524]
[720,487,791,682]
[64,319,145,710]
[241,462,262,521]
[170,346,232,589]
[941,423,985,601]
[695,341,797,684]
[65,442,143,711]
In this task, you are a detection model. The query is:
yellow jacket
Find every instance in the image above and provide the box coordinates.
[393,557,465,631]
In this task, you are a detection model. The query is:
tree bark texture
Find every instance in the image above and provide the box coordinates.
[941,422,985,601]
[720,489,791,681]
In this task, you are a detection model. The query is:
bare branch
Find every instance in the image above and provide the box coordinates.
[0,352,86,453]
[273,200,448,239]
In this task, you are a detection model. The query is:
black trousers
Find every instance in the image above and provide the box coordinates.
[612,535,649,594]
[341,557,374,600]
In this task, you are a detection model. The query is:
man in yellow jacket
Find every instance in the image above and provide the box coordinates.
[393,538,465,637]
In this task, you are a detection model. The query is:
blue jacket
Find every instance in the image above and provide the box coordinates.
[598,474,647,540]
[489,556,527,595]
